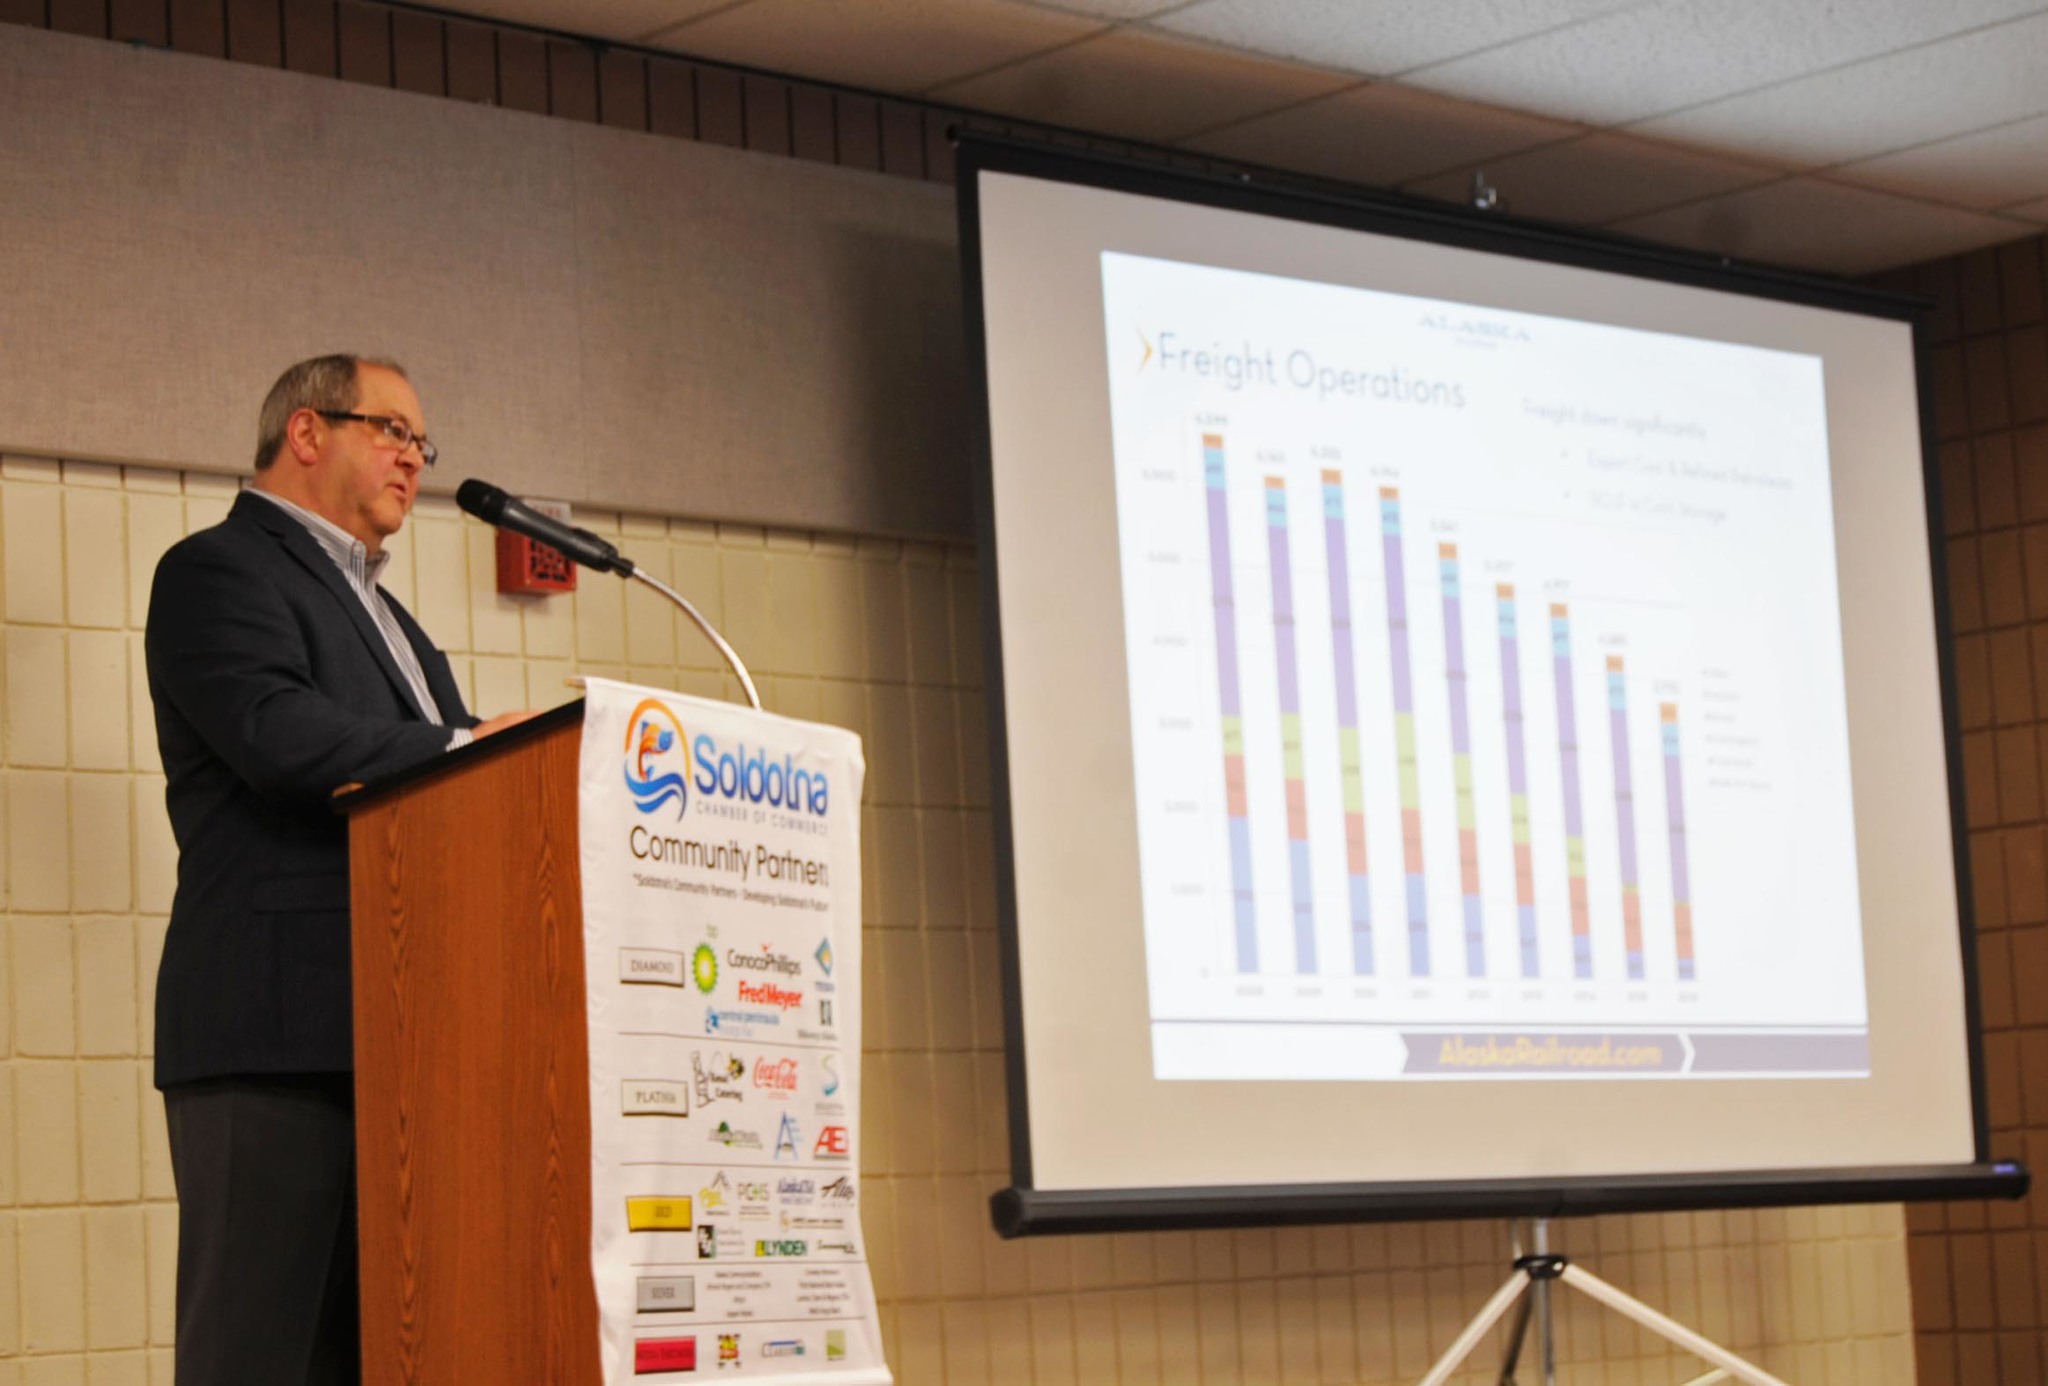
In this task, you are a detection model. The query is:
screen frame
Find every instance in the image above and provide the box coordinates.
[954,131,2024,1237]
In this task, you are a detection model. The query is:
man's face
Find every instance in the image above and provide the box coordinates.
[308,364,426,552]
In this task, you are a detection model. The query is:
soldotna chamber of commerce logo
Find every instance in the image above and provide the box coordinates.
[624,698,689,818]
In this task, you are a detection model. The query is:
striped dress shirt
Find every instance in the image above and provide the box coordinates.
[248,489,471,750]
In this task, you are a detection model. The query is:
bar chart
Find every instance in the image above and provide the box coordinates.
[1197,434,1698,990]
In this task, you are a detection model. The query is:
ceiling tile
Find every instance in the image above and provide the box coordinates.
[645,0,1103,93]
[1632,11,2048,169]
[1184,82,1580,187]
[926,27,1355,143]
[436,0,739,43]
[1830,115,2048,211]
[1410,0,2048,127]
[1150,0,1641,77]
[1610,177,2036,275]
[1397,131,1778,226]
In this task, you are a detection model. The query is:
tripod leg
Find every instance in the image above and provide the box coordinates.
[1417,1273,1530,1386]
[1558,1265,1789,1386]
[1495,1292,1533,1385]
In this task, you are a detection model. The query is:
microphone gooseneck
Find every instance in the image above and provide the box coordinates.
[453,478,761,710]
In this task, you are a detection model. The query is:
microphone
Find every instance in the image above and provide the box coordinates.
[455,479,634,577]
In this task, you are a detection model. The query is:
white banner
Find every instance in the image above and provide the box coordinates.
[579,678,889,1383]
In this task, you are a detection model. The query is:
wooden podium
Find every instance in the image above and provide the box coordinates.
[337,702,600,1385]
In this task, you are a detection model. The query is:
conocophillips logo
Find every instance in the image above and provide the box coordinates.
[624,698,689,818]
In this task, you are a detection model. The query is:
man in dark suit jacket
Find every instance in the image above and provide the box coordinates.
[145,355,531,1384]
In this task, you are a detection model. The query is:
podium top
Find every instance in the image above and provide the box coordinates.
[332,699,585,814]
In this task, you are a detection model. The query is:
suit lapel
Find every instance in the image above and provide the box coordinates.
[233,492,435,721]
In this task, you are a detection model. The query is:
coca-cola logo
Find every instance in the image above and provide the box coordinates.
[752,1057,799,1094]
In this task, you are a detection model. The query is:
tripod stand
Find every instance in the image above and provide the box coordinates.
[1418,1220,1789,1386]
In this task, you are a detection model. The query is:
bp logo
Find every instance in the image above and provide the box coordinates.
[624,698,688,818]
[692,944,719,994]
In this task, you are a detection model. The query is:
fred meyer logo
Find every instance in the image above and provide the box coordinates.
[626,698,831,818]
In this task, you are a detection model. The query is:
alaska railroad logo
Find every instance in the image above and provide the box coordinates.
[625,698,688,818]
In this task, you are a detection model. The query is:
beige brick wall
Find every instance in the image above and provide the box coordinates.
[0,454,1918,1384]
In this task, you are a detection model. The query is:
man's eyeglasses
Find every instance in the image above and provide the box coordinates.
[316,411,439,468]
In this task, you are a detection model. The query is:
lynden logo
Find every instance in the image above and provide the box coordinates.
[754,1239,807,1258]
[625,699,689,819]
[753,1057,798,1095]
[729,946,801,978]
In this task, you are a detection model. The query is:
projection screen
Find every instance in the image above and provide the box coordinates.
[958,137,2024,1235]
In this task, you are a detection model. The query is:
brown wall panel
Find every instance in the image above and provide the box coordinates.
[390,7,442,95]
[696,63,743,148]
[444,15,495,103]
[596,47,645,131]
[546,37,596,122]
[646,53,693,138]
[281,0,336,76]
[336,0,390,86]
[743,72,791,155]
[224,0,280,65]
[835,92,881,171]
[107,0,162,44]
[1906,227,2048,1384]
[46,0,102,36]
[496,26,546,113]
[167,0,222,53]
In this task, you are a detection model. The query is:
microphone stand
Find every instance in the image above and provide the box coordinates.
[625,566,762,711]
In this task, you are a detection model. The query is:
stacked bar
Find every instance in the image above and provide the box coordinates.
[1265,477,1317,973]
[1439,544,1485,976]
[1608,654,1644,980]
[1552,604,1592,979]
[1498,586,1538,978]
[1380,488,1430,975]
[1662,703,1696,981]
[1321,472,1374,975]
[1203,434,1258,973]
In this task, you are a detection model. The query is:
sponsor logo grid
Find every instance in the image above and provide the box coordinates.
[583,681,881,1382]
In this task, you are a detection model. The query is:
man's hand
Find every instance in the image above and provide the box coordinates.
[474,710,542,739]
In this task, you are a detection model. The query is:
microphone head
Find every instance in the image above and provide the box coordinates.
[455,478,509,522]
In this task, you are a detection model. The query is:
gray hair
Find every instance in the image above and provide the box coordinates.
[253,354,409,470]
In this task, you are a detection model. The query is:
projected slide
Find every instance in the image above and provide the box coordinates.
[1104,252,1870,1082]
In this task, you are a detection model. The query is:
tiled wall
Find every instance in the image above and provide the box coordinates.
[0,454,1919,1383]
[1866,232,2048,1385]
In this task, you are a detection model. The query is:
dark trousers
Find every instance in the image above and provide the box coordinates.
[164,1074,362,1386]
